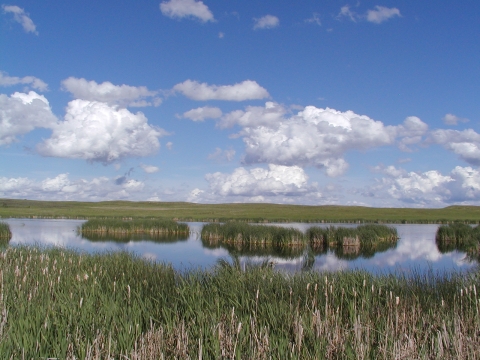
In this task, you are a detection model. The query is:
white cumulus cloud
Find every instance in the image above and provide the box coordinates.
[0,173,147,201]
[253,15,279,30]
[173,79,269,101]
[160,0,214,22]
[366,6,401,24]
[36,100,167,164]
[222,103,426,177]
[205,164,310,197]
[0,71,48,91]
[62,77,160,108]
[182,106,222,121]
[368,165,480,206]
[429,129,480,166]
[0,91,57,146]
[2,5,37,34]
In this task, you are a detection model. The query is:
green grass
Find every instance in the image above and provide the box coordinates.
[436,223,480,254]
[80,218,189,235]
[2,198,480,223]
[0,222,12,246]
[201,222,305,246]
[0,246,479,358]
[307,224,398,254]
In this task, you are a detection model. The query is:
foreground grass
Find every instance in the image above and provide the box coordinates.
[2,198,480,223]
[81,218,189,235]
[0,246,479,359]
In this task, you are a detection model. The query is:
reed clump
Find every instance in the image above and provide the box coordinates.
[0,246,479,359]
[0,222,12,245]
[201,222,306,247]
[307,224,398,252]
[436,223,480,254]
[80,218,189,236]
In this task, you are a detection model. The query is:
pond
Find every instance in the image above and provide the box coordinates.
[2,218,477,275]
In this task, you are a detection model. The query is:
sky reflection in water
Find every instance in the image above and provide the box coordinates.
[3,219,477,275]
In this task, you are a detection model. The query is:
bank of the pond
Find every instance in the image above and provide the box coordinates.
[2,199,480,224]
[80,218,189,236]
[1,246,479,359]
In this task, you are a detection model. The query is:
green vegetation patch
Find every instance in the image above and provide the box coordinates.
[0,246,479,358]
[436,223,480,254]
[80,218,189,236]
[0,222,12,246]
[201,222,306,247]
[307,224,398,252]
[2,199,480,223]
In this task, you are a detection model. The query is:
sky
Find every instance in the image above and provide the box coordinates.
[1,0,479,208]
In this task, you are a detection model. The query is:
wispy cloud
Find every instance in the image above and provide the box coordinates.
[160,0,214,23]
[2,5,38,34]
[253,15,279,30]
[173,80,269,101]
[366,6,401,24]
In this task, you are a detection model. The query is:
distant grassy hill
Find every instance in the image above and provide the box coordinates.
[1,199,479,223]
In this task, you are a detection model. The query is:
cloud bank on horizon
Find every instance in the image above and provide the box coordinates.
[1,1,479,207]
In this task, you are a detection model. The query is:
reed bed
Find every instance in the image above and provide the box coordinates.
[80,218,189,236]
[0,222,12,245]
[201,222,306,247]
[82,232,189,243]
[436,223,480,252]
[307,224,398,252]
[0,246,479,359]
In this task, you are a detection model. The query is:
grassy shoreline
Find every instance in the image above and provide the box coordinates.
[1,199,480,223]
[0,245,478,358]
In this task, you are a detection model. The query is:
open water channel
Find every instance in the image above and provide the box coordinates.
[3,218,478,276]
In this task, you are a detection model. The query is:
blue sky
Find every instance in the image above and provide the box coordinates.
[1,0,479,207]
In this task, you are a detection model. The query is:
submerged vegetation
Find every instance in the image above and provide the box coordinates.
[436,223,480,255]
[80,218,189,236]
[0,246,479,358]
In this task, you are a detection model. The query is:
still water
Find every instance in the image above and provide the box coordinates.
[3,218,477,275]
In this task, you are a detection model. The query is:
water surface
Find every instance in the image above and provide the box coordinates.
[3,219,477,275]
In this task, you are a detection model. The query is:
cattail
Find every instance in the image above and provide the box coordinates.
[127,285,131,300]
[395,297,399,306]
[79,297,83,308]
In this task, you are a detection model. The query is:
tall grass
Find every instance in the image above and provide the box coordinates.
[0,246,478,358]
[307,224,398,255]
[0,222,11,246]
[81,218,189,235]
[201,222,305,247]
[82,232,188,243]
[436,223,480,254]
